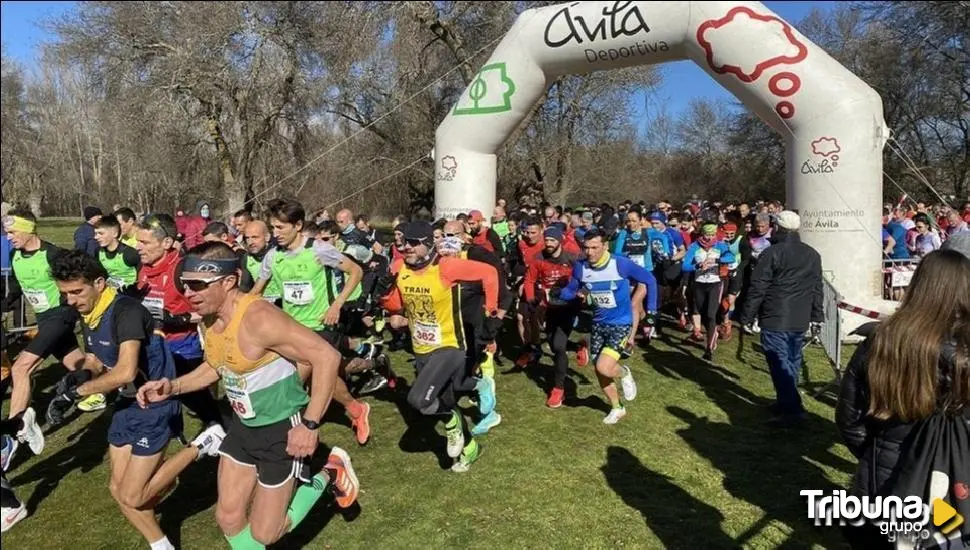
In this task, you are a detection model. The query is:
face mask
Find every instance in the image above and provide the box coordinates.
[200,206,210,218]
[342,224,355,235]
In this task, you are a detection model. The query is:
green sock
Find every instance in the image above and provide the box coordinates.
[225,525,265,550]
[286,473,328,533]
[445,410,459,429]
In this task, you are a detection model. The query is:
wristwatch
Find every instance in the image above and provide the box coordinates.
[301,417,321,430]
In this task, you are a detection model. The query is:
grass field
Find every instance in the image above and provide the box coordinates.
[2,220,859,549]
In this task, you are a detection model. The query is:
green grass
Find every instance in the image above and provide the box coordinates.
[2,220,859,549]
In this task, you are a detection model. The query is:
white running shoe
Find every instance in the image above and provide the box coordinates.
[16,408,44,456]
[191,423,227,459]
[445,413,465,459]
[603,407,627,425]
[620,365,637,402]
[1,502,28,533]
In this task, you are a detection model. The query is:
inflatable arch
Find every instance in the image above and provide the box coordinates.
[434,1,890,315]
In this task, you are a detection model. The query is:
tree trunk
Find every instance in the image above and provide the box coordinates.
[206,116,242,215]
[28,183,43,218]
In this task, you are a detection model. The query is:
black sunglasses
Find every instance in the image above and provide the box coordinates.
[319,236,332,242]
[444,233,458,238]
[182,275,229,292]
[405,238,429,247]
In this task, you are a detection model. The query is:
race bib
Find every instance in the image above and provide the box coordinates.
[24,289,50,311]
[142,296,164,319]
[222,371,255,420]
[630,255,646,268]
[283,281,314,305]
[412,320,442,347]
[590,291,617,309]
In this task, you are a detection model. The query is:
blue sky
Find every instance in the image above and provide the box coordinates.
[2,0,839,121]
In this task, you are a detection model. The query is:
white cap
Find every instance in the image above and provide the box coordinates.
[776,210,801,231]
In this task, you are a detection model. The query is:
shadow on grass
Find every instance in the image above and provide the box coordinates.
[157,454,219,550]
[602,446,736,548]
[642,344,856,548]
[375,377,452,471]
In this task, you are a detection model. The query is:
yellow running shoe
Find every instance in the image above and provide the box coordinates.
[78,393,107,412]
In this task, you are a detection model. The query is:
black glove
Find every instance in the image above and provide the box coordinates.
[483,315,503,341]
[47,369,90,425]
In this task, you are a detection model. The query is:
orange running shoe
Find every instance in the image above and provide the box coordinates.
[350,402,371,446]
[546,387,564,409]
[325,447,360,509]
[576,344,589,367]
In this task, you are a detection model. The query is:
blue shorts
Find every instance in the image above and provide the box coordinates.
[108,400,183,456]
[590,323,632,361]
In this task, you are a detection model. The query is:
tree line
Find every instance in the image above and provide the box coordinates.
[1,1,966,219]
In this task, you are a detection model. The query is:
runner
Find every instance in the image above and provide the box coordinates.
[137,242,360,549]
[243,220,281,305]
[2,210,88,427]
[134,213,226,432]
[511,216,546,367]
[559,228,657,424]
[252,198,373,446]
[523,226,581,408]
[95,214,141,292]
[718,221,743,341]
[381,221,499,472]
[682,222,736,361]
[46,250,226,550]
[115,207,140,248]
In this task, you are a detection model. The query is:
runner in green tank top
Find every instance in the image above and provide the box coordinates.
[1,210,86,436]
[94,214,140,290]
[252,198,375,447]
[137,241,360,549]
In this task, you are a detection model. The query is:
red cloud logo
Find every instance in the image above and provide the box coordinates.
[696,7,808,83]
[811,137,841,157]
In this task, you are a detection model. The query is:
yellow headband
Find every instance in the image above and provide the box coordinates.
[3,216,36,234]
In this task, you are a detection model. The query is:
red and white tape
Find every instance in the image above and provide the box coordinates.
[837,301,888,320]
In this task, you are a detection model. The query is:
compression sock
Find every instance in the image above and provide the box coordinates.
[225,525,265,550]
[286,473,328,532]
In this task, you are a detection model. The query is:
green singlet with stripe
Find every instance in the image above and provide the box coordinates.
[99,247,138,289]
[270,239,334,331]
[247,254,281,301]
[12,246,61,314]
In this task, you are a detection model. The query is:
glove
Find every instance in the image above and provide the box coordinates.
[55,368,92,397]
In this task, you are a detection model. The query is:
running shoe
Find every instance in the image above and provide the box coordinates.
[476,376,496,417]
[678,313,688,331]
[451,439,481,473]
[470,411,501,436]
[514,349,534,368]
[359,372,388,395]
[546,387,564,409]
[1,435,18,472]
[351,402,371,446]
[620,365,637,402]
[373,353,397,390]
[688,330,704,343]
[16,407,44,455]
[77,393,107,412]
[603,407,627,425]
[325,447,360,509]
[444,411,464,458]
[192,422,227,459]
[576,345,589,368]
[0,502,28,533]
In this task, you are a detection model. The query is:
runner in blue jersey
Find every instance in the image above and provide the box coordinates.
[612,208,662,339]
[559,229,658,425]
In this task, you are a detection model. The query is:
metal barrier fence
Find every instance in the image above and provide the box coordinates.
[882,257,920,300]
[808,275,844,396]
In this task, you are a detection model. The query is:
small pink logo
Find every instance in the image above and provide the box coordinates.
[811,137,841,158]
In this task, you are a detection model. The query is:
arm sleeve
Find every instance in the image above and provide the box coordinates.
[313,241,346,268]
[440,258,499,312]
[681,244,698,272]
[113,300,152,344]
[122,246,141,269]
[741,248,774,324]
[835,341,872,458]
[613,231,627,255]
[558,262,583,302]
[619,257,658,311]
[258,248,276,282]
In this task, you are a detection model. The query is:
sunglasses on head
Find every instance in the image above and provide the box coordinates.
[182,275,229,292]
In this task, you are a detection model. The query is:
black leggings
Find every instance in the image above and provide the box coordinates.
[691,281,724,347]
[545,308,577,390]
[174,355,226,429]
[407,348,472,435]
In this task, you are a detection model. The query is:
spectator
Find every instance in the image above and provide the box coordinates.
[884,208,911,260]
[945,208,969,237]
[911,213,941,257]
[962,201,970,224]
[73,206,103,257]
[175,200,211,250]
[835,248,969,549]
[740,211,823,427]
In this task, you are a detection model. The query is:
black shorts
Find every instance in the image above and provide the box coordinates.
[24,306,80,360]
[219,412,311,488]
[726,269,742,296]
[315,328,345,352]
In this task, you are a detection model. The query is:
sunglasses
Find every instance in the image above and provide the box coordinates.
[444,233,459,238]
[319,236,332,242]
[405,238,430,247]
[182,275,229,292]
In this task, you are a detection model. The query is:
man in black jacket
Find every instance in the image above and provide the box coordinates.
[740,210,823,427]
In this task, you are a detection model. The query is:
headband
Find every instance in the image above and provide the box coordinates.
[3,216,36,234]
[181,256,239,278]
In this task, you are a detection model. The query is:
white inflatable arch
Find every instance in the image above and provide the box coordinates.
[434,1,889,312]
